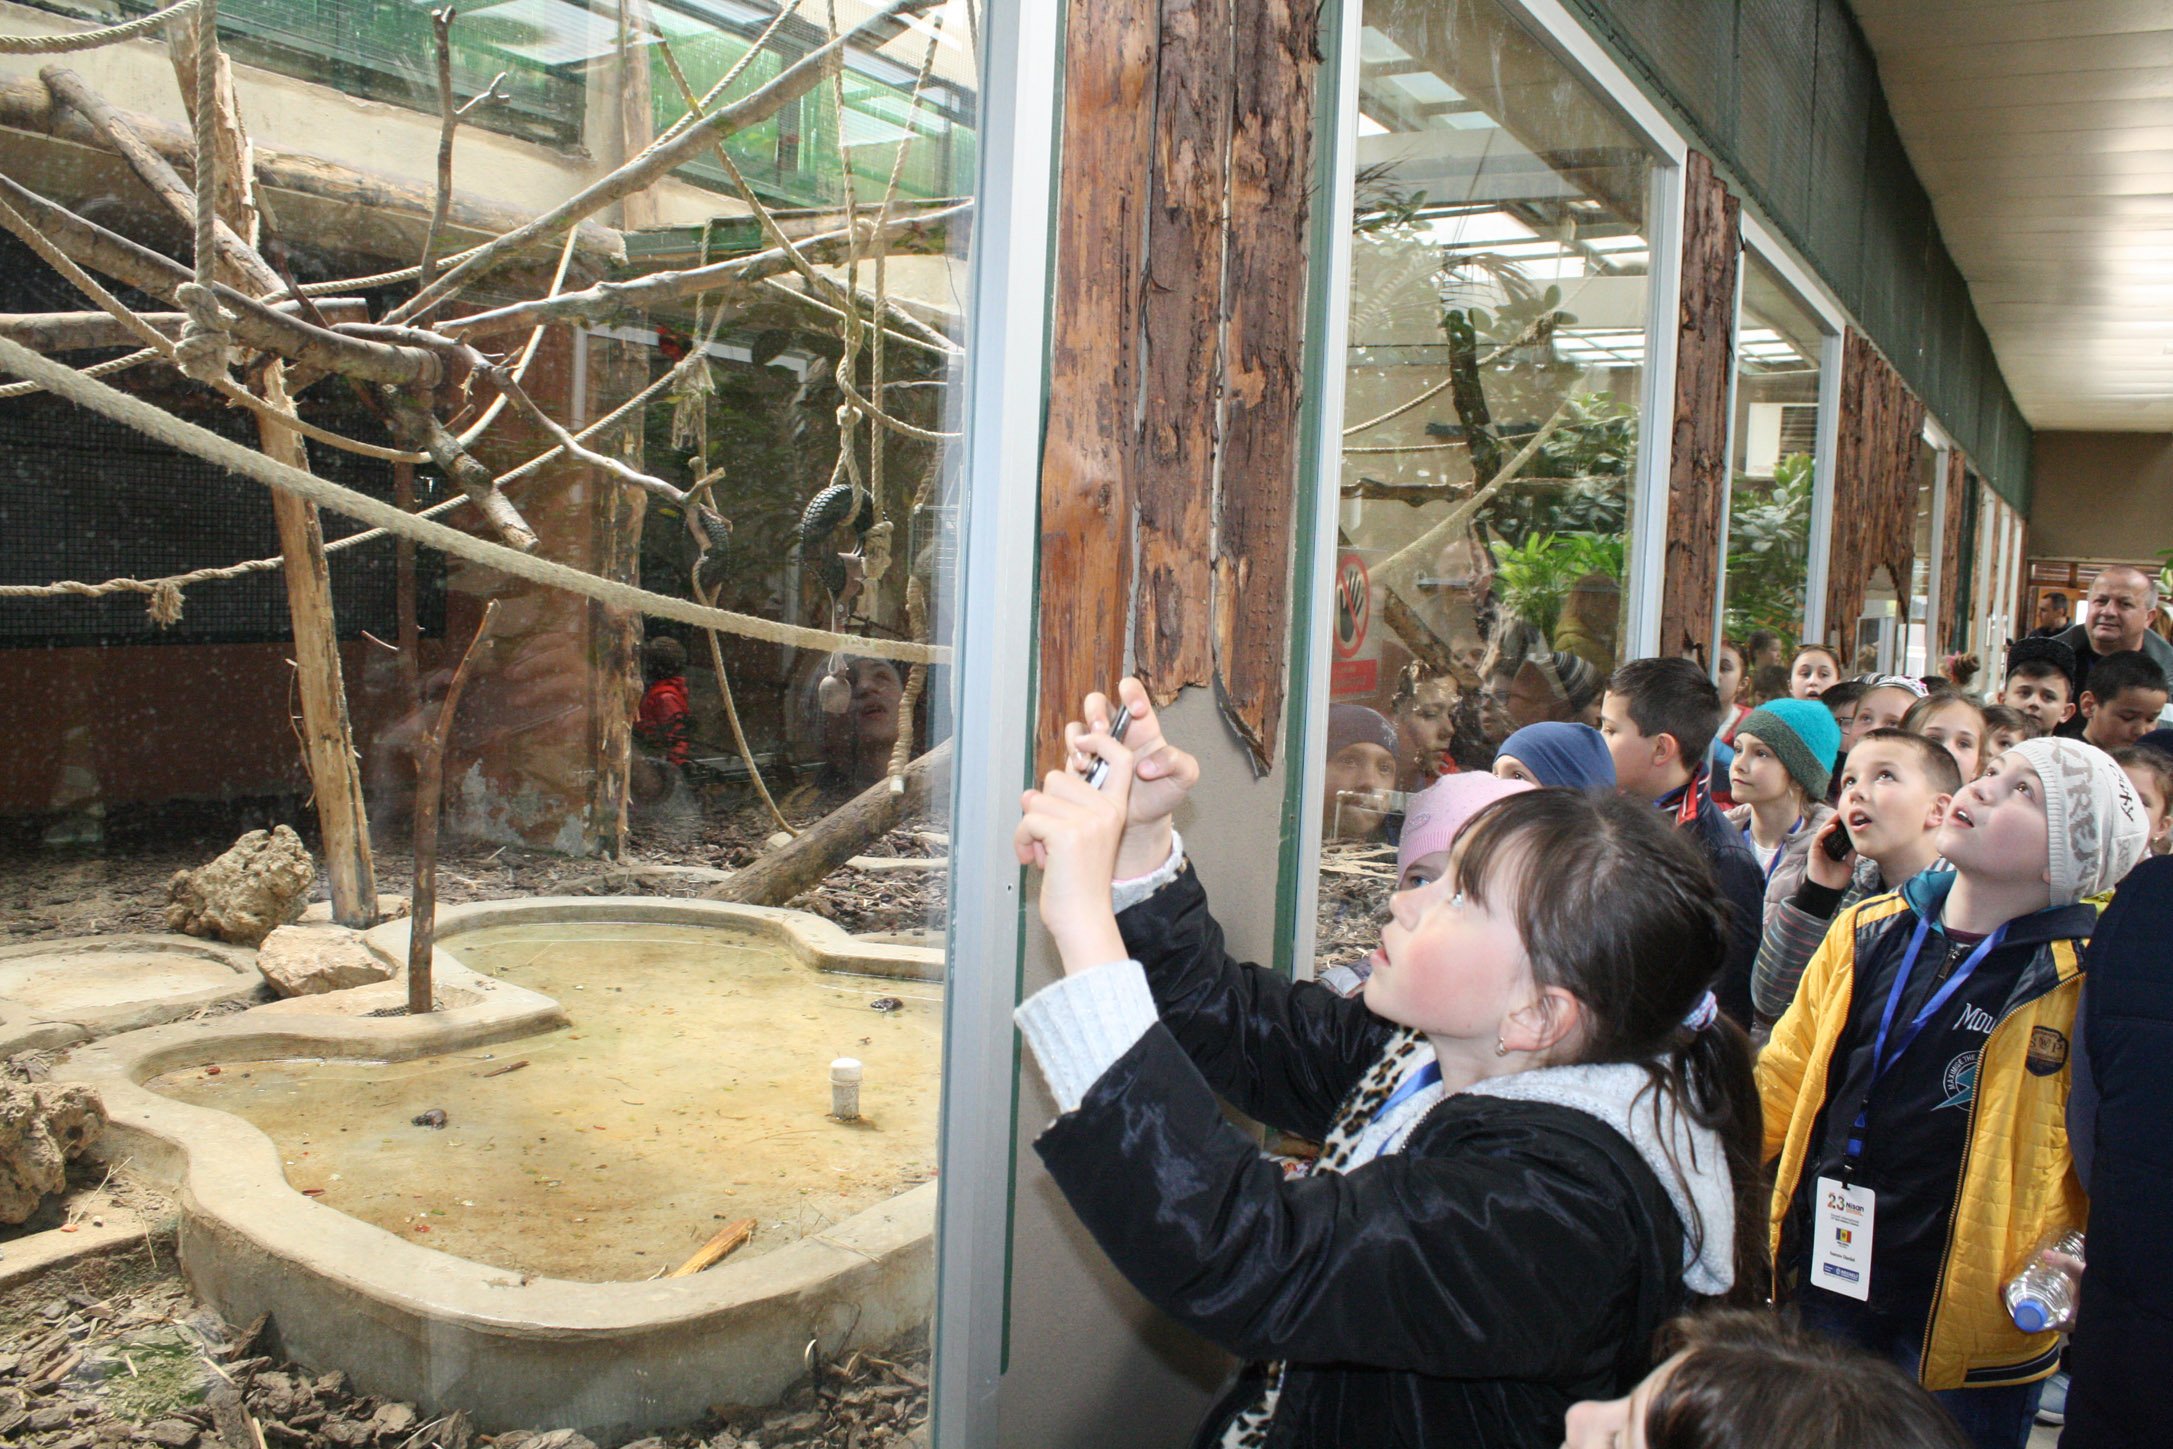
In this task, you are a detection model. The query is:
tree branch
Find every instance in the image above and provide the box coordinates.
[389,0,942,324]
[379,389,539,552]
[0,298,365,351]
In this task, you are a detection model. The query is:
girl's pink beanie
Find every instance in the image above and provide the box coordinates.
[1397,773,1535,878]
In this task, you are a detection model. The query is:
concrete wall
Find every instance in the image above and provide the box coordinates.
[995,687,1294,1447]
[2028,431,2173,560]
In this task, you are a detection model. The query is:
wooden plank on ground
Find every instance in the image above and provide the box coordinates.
[669,1217,756,1276]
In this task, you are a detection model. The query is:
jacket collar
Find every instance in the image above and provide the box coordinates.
[1899,868,2097,949]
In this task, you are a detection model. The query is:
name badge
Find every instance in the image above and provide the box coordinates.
[1811,1175,1875,1302]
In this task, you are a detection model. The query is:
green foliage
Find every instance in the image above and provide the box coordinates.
[1472,392,1634,547]
[1722,451,1815,645]
[1489,532,1625,639]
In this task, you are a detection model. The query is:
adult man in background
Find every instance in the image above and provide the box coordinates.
[2030,590,2070,639]
[2052,565,2172,703]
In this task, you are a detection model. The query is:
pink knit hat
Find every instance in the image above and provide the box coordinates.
[1397,774,1535,878]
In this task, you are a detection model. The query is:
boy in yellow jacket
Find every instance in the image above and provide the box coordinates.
[1758,738,2149,1448]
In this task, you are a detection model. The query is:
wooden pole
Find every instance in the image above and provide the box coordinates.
[409,602,499,1014]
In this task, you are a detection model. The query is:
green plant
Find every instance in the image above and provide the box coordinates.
[1722,451,1814,644]
[1489,531,1625,639]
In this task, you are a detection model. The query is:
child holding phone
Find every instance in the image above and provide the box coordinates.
[1012,680,1768,1449]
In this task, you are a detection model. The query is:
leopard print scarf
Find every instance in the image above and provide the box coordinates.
[1215,1027,1435,1448]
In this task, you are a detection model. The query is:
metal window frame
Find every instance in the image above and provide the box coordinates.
[926,0,1063,1441]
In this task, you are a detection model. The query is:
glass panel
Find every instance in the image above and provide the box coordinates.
[1317,0,1657,971]
[0,4,975,1441]
[1902,441,1940,676]
[1721,251,1822,706]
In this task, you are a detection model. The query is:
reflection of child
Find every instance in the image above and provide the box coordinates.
[1323,704,1399,839]
[1390,665,1460,791]
[634,636,691,767]
[1013,682,1767,1448]
[1760,739,2149,1436]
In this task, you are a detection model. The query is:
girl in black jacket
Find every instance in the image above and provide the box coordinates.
[1012,681,1770,1449]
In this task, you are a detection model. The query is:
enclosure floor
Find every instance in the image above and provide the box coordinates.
[0,945,238,1014]
[149,923,941,1282]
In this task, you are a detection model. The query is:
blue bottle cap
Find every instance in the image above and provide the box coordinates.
[2011,1299,2051,1334]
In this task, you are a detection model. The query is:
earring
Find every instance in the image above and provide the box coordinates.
[1495,1038,1509,1057]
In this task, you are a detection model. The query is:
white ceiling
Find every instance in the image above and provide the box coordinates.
[1852,0,2173,432]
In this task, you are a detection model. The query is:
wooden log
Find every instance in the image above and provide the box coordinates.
[145,45,383,928]
[1131,0,1230,706]
[1035,0,1155,773]
[1214,0,1322,771]
[703,742,951,908]
[616,0,660,231]
[0,297,365,351]
[1657,150,1740,663]
[668,1218,756,1277]
[0,76,624,264]
[409,603,500,1013]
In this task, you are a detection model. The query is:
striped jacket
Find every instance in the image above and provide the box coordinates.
[1750,853,1948,1024]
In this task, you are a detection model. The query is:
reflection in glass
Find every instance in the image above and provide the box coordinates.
[0,3,972,1440]
[1317,0,1657,975]
[1722,254,1822,706]
[1904,441,1940,676]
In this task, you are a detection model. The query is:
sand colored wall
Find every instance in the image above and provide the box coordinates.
[2029,431,2173,561]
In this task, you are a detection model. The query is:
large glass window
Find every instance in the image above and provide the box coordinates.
[1722,253,1823,685]
[0,4,973,1442]
[1902,438,1942,676]
[1315,0,1659,970]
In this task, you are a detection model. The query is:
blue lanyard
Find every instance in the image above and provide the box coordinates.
[1742,817,1803,882]
[1844,915,2008,1163]
[1370,1060,1444,1159]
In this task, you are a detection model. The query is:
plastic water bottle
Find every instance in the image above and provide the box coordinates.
[2004,1228,2086,1333]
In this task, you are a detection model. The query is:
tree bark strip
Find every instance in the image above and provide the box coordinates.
[1131,0,1231,705]
[1035,0,1156,770]
[1939,446,1968,655]
[1823,330,1926,644]
[703,743,951,907]
[1212,0,1321,772]
[1657,150,1740,664]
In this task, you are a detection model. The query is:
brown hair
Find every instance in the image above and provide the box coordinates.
[1981,702,2038,742]
[1845,726,1963,797]
[1790,643,1843,676]
[2115,745,2173,813]
[1646,1310,1970,1449]
[1451,791,1769,1305]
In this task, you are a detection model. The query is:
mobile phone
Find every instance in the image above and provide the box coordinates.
[1085,704,1132,790]
[1820,821,1853,862]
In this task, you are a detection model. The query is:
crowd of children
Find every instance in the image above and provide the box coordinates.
[1007,575,2172,1449]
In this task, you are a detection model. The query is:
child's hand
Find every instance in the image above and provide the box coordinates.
[1069,678,1199,879]
[1015,720,1133,973]
[1805,814,1855,890]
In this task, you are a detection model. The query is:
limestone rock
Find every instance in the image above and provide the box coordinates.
[299,896,410,926]
[255,925,392,998]
[165,826,315,946]
[0,1080,105,1224]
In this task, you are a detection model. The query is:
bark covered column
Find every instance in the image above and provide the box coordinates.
[1823,330,1927,640]
[1657,150,1739,664]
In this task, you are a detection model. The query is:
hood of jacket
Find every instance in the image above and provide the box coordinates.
[1898,868,2099,952]
[1462,1061,1735,1297]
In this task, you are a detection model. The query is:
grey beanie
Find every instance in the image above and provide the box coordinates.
[2003,737,2151,903]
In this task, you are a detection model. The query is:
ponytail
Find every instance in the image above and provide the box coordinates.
[1667,1017,1771,1306]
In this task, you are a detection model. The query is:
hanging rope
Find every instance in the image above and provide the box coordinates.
[0,0,203,53]
[172,0,231,383]
[0,333,948,664]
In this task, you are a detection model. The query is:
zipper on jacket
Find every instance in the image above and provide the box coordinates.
[1914,968,2068,1384]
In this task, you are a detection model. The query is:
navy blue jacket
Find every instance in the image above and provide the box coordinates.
[1671,783,1767,1028]
[2061,856,2173,1448]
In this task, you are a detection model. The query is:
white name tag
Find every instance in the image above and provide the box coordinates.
[1811,1175,1876,1302]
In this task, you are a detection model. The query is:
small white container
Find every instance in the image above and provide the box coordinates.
[830,1057,864,1120]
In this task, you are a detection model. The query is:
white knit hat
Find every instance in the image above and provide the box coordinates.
[2004,737,2152,903]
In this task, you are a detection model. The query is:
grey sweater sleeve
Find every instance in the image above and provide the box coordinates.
[1752,879,1862,1022]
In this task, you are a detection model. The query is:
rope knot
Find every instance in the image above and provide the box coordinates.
[146,580,185,627]
[173,282,233,382]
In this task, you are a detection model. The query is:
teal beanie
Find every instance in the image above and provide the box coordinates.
[1736,698,1842,799]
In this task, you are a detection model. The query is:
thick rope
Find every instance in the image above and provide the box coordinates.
[0,0,202,53]
[172,0,229,382]
[0,345,158,400]
[0,334,949,664]
[692,561,797,839]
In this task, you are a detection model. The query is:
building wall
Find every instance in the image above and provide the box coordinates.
[2028,431,2173,561]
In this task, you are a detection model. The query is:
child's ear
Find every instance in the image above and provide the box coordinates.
[1656,732,1683,770]
[2060,697,2078,724]
[2079,691,2099,720]
[1506,987,1584,1057]
[1926,793,1953,829]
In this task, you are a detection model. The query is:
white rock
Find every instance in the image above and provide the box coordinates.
[255,924,393,998]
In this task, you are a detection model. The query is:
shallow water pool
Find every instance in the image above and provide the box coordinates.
[150,922,941,1282]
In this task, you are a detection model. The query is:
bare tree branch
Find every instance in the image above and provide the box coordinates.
[380,388,539,552]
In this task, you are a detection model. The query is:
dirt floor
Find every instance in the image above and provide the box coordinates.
[0,1188,930,1449]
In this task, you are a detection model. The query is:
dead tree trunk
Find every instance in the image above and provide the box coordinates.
[408,602,499,1014]
[703,742,951,908]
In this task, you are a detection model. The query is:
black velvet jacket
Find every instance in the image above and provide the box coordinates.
[1033,863,1691,1449]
